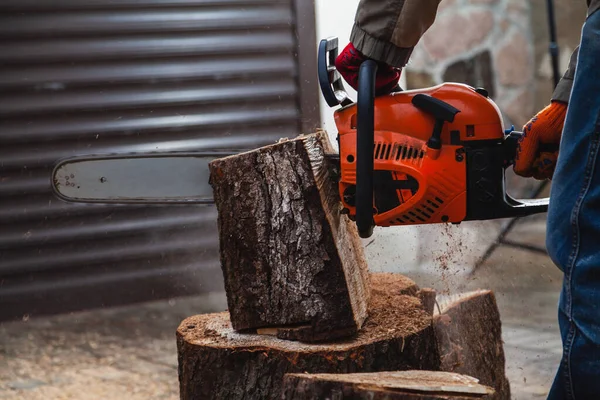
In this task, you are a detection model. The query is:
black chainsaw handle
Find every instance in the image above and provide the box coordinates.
[355,60,378,239]
[503,130,560,167]
[464,134,555,222]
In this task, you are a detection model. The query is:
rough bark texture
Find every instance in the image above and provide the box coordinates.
[283,371,494,399]
[434,290,510,400]
[208,131,370,342]
[177,273,439,400]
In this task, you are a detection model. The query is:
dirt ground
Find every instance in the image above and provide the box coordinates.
[0,217,562,400]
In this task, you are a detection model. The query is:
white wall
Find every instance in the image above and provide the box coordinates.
[314,0,359,139]
[313,0,495,290]
[314,0,406,137]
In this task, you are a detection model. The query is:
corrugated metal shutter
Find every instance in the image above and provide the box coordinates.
[0,0,314,320]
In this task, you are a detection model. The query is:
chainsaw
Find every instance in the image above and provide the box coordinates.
[51,37,551,239]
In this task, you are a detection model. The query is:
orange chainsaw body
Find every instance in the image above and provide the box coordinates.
[334,83,504,226]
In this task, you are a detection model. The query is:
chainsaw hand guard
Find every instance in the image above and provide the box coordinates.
[318,37,353,108]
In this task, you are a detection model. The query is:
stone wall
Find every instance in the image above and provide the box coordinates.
[405,0,586,127]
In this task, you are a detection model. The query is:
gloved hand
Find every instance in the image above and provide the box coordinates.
[335,42,401,96]
[514,101,568,180]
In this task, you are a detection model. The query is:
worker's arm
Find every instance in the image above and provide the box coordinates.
[349,0,442,67]
[335,0,441,94]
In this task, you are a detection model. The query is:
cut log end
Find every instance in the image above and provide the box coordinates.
[283,370,495,399]
[178,275,434,350]
[177,273,439,400]
[434,290,510,400]
[370,272,420,296]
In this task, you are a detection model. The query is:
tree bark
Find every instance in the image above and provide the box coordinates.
[208,131,370,342]
[417,288,437,316]
[434,290,510,400]
[282,370,494,399]
[177,273,439,400]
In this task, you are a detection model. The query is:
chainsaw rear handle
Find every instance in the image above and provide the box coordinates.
[355,60,378,238]
[503,130,560,166]
[463,128,557,222]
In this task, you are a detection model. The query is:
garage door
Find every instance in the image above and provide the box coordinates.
[0,0,318,320]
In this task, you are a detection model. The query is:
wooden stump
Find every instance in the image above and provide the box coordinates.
[417,288,437,316]
[434,290,510,400]
[208,131,370,342]
[177,273,439,400]
[282,371,495,399]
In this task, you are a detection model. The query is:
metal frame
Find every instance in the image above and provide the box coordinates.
[292,0,321,133]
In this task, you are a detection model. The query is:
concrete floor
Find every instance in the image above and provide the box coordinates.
[0,217,563,400]
[0,292,228,400]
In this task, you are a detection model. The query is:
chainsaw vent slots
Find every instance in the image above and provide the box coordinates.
[391,196,444,224]
[374,142,424,162]
[431,170,461,199]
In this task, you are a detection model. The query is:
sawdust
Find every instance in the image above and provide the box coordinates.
[369,272,419,296]
[433,223,468,294]
[362,292,425,340]
[178,273,431,352]
[364,272,425,337]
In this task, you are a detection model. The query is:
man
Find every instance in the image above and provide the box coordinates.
[335,1,600,398]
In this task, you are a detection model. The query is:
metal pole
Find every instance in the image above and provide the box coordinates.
[547,0,561,87]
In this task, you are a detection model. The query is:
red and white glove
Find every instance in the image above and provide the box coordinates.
[514,101,568,180]
[335,42,401,96]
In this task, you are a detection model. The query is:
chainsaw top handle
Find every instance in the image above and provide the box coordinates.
[355,60,378,238]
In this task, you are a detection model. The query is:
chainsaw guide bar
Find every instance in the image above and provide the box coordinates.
[52,153,229,205]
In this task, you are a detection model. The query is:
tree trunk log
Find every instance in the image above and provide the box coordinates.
[434,290,510,400]
[208,131,370,342]
[282,370,494,399]
[177,273,439,400]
